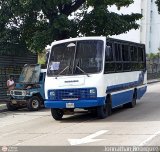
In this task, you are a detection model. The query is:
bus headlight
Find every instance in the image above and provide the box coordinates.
[49,91,55,99]
[89,88,97,98]
[89,89,96,94]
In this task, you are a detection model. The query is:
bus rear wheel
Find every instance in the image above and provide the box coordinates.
[51,108,64,120]
[129,91,137,108]
[97,96,112,119]
[124,90,137,108]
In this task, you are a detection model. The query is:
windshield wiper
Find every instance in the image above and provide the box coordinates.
[76,65,90,77]
[55,66,69,79]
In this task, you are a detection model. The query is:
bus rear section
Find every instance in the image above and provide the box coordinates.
[44,37,147,120]
[104,38,147,109]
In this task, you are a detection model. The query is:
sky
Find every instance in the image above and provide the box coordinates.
[46,0,141,49]
[108,0,141,43]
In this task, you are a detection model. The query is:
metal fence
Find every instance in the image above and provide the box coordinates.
[147,58,160,80]
[0,54,37,100]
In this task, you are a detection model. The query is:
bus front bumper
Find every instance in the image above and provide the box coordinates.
[45,97,105,109]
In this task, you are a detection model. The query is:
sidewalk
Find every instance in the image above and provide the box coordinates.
[0,102,7,111]
[147,79,160,84]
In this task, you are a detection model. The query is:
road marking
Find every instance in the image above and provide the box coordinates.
[139,131,160,146]
[68,130,109,146]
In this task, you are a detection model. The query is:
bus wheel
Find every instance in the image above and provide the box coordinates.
[6,101,18,111]
[129,91,137,108]
[89,109,97,117]
[51,108,64,120]
[97,97,112,119]
[107,96,112,116]
[125,90,137,108]
[27,96,40,111]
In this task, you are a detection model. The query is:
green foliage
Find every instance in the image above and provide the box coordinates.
[156,0,160,13]
[38,53,45,65]
[0,0,142,53]
[147,52,160,60]
[147,47,160,59]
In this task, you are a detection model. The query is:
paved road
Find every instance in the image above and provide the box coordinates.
[0,83,160,147]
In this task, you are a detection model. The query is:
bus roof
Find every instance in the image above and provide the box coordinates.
[48,36,145,52]
[106,37,145,46]
[49,36,106,50]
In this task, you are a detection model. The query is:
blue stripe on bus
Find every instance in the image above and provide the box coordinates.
[107,81,139,93]
[137,86,147,99]
[111,86,147,108]
[111,89,134,108]
[45,97,105,109]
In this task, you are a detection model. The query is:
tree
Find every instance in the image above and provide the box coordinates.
[156,0,160,13]
[0,0,142,53]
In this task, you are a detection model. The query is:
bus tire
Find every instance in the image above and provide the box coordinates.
[126,90,137,108]
[107,96,112,116]
[51,108,64,120]
[97,96,112,119]
[89,109,97,117]
[7,101,18,111]
[27,96,40,111]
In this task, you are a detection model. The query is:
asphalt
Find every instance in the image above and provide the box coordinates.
[0,82,160,147]
[0,79,159,112]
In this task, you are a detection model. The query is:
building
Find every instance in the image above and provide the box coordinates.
[110,0,160,54]
[141,0,160,53]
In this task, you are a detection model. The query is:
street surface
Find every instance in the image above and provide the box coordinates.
[0,83,160,147]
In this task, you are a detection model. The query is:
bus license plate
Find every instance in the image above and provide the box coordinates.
[66,103,74,108]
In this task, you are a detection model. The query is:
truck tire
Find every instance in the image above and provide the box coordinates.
[51,108,64,120]
[27,96,40,111]
[97,96,112,119]
[6,101,18,111]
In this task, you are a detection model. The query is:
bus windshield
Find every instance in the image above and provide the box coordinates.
[47,40,104,77]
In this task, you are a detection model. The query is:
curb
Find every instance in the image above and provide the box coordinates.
[0,103,7,112]
[147,80,160,84]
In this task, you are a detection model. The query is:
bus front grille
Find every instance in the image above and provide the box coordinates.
[48,88,97,100]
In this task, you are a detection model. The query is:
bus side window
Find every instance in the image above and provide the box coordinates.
[138,47,145,70]
[130,45,138,71]
[105,46,113,61]
[138,47,144,61]
[115,43,123,72]
[104,42,115,73]
[143,47,146,70]
[122,44,131,71]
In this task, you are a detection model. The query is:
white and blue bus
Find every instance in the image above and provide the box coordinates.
[45,37,147,120]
